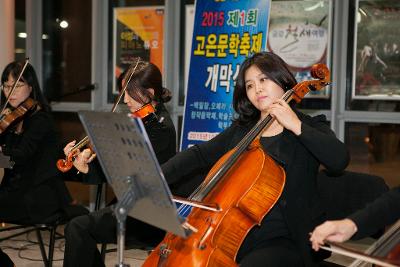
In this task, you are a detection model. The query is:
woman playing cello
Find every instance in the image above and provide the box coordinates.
[157,52,350,267]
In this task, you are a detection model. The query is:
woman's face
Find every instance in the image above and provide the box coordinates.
[122,79,154,114]
[244,65,285,117]
[2,74,32,108]
[123,90,143,113]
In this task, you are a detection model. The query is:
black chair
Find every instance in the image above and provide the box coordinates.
[0,204,88,267]
[317,169,389,221]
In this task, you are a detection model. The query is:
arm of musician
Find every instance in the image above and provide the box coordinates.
[310,186,400,251]
[267,99,302,136]
[310,219,358,251]
[266,101,349,173]
[161,124,239,185]
[63,141,107,184]
[296,113,350,173]
[348,186,400,240]
[63,140,76,156]
[63,141,90,174]
[72,148,95,174]
[1,111,53,165]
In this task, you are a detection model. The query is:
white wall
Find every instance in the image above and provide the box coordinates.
[0,0,15,74]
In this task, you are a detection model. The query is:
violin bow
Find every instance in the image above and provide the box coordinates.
[1,58,30,114]
[111,58,141,113]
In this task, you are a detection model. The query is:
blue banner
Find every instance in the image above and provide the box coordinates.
[181,0,271,150]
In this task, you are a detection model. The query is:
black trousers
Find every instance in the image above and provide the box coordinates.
[63,206,165,267]
[238,237,304,267]
[0,248,14,267]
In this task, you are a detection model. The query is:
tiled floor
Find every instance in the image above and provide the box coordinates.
[0,225,146,267]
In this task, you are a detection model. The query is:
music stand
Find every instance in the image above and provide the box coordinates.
[78,111,190,267]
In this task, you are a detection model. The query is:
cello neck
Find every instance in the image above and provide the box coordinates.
[191,90,294,202]
[190,63,330,202]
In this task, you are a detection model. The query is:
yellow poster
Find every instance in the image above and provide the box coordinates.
[113,7,164,94]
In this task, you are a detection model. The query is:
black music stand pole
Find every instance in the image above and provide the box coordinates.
[114,188,136,267]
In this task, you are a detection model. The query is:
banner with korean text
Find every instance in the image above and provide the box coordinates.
[181,0,271,150]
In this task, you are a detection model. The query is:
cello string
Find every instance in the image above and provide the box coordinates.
[176,90,296,217]
[175,80,322,215]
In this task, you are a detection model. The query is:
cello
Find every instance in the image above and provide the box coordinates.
[143,63,330,267]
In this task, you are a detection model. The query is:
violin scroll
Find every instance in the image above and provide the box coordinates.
[56,155,75,173]
[56,136,91,173]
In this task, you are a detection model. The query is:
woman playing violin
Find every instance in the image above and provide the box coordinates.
[0,61,72,267]
[310,186,400,251]
[62,59,177,267]
[159,52,350,267]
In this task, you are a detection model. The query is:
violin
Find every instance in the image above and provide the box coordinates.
[0,98,39,134]
[56,102,157,172]
[132,102,155,119]
[0,58,36,135]
[142,64,330,267]
[56,56,150,173]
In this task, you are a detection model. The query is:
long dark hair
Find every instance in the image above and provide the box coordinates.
[1,61,51,112]
[233,52,297,125]
[120,58,172,105]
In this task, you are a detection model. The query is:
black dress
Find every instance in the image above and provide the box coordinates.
[63,103,177,267]
[162,111,350,267]
[0,109,72,223]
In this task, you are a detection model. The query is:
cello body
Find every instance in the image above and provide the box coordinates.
[143,139,285,267]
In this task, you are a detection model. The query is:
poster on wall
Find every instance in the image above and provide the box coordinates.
[183,5,195,106]
[113,7,164,94]
[267,0,332,98]
[181,0,271,150]
[352,0,400,100]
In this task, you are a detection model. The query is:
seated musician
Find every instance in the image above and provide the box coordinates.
[157,52,350,267]
[310,186,400,251]
[0,61,72,267]
[62,59,177,267]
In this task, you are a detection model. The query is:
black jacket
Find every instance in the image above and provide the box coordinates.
[349,186,400,239]
[0,110,71,222]
[162,112,349,266]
